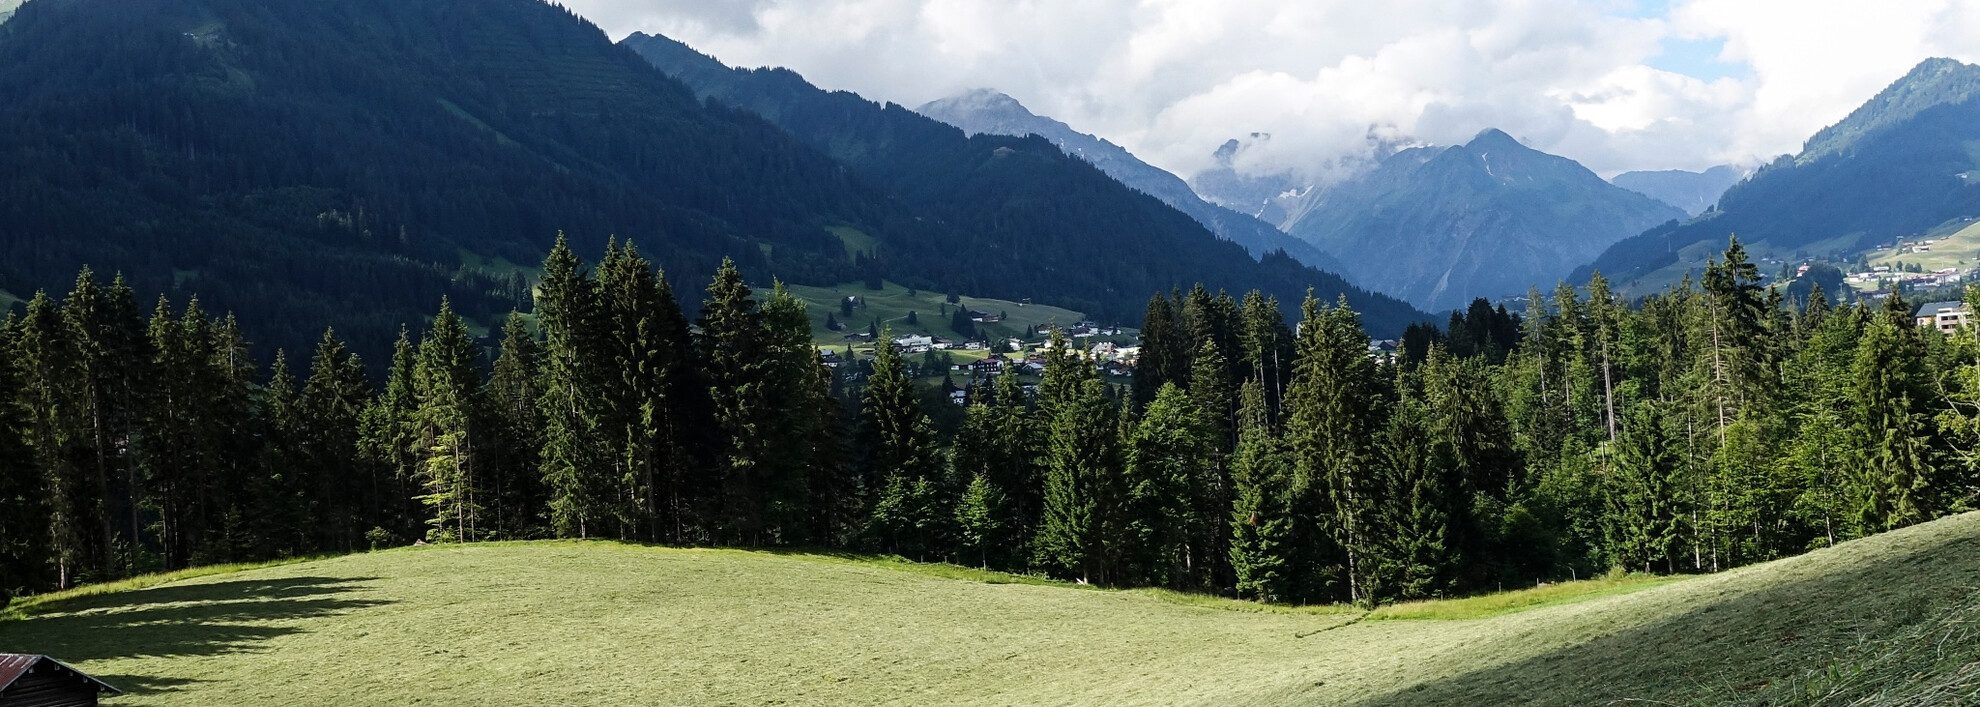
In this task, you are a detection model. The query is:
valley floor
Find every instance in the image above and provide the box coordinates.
[3,513,1979,706]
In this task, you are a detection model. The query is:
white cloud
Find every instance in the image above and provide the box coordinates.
[565,0,1980,181]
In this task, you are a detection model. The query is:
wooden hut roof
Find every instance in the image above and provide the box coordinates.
[0,654,121,695]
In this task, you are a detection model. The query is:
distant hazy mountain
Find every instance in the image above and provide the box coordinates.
[1611,165,1746,216]
[1283,129,1686,311]
[1187,135,1308,225]
[1578,58,1980,291]
[915,90,1345,274]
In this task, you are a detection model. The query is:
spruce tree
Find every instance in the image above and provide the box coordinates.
[1604,402,1683,572]
[953,472,1005,569]
[1849,295,1939,531]
[537,235,608,539]
[1034,378,1123,584]
[1133,293,1187,409]
[1228,380,1296,602]
[260,350,308,556]
[1123,383,1212,588]
[413,299,481,542]
[357,325,422,545]
[1283,293,1378,603]
[483,313,543,539]
[699,258,775,544]
[300,328,371,551]
[1367,393,1457,603]
[15,291,91,587]
[860,336,947,558]
[0,316,52,599]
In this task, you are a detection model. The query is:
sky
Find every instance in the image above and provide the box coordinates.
[561,0,1980,185]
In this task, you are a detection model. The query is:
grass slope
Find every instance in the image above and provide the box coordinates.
[787,280,1097,347]
[3,514,1978,705]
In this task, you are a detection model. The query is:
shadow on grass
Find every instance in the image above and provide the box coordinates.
[0,576,389,662]
[90,673,205,696]
[1343,523,1980,707]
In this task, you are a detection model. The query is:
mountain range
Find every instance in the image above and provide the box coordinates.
[1277,129,1686,311]
[0,0,1427,366]
[1611,166,1747,216]
[912,90,1346,274]
[1577,57,1980,293]
[620,32,1423,329]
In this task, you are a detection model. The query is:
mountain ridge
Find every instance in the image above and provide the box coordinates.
[1577,57,1980,291]
[913,90,1347,275]
[1283,128,1685,311]
[623,32,1428,331]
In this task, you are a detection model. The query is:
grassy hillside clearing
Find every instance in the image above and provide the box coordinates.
[787,280,1127,349]
[1864,217,1980,273]
[2,513,1977,705]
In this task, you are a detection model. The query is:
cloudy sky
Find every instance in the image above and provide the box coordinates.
[562,0,1980,184]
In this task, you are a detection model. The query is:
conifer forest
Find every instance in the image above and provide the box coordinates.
[0,235,1972,608]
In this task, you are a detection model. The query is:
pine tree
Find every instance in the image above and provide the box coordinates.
[1366,393,1457,603]
[860,335,947,557]
[1034,378,1123,584]
[1849,296,1939,531]
[1604,402,1683,573]
[761,283,837,544]
[1190,339,1236,452]
[0,316,53,599]
[1283,293,1378,603]
[699,258,775,544]
[1228,380,1295,602]
[483,313,543,539]
[300,328,371,551]
[14,291,91,587]
[953,472,1005,569]
[537,235,608,539]
[60,268,144,578]
[357,326,421,545]
[260,350,308,556]
[1133,293,1187,409]
[413,299,481,543]
[1123,383,1212,588]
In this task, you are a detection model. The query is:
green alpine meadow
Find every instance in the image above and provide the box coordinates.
[3,0,1979,704]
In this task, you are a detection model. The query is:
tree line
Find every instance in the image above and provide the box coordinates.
[1,236,1972,608]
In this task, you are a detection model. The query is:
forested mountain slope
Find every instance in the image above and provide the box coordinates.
[1281,129,1683,311]
[0,0,926,362]
[622,32,1425,332]
[1577,58,1980,290]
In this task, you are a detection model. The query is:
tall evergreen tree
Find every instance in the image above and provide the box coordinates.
[14,291,95,587]
[413,299,481,542]
[861,336,947,558]
[1034,378,1123,584]
[1604,402,1684,572]
[1849,295,1939,531]
[1284,293,1378,603]
[482,314,542,539]
[0,316,52,599]
[698,258,772,544]
[1366,393,1457,603]
[1133,293,1187,409]
[1227,380,1296,602]
[299,328,371,551]
[537,235,609,538]
[1123,383,1214,588]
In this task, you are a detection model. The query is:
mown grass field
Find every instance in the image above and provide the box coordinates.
[1865,217,1980,273]
[3,513,1978,705]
